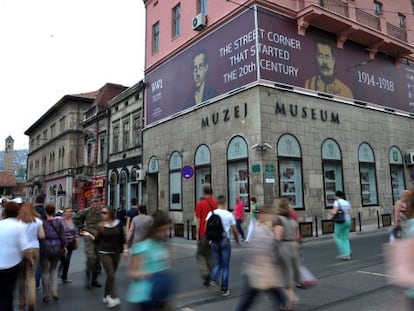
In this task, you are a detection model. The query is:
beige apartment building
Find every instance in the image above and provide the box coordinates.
[107,81,145,212]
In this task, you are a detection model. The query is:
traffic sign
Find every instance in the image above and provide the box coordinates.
[181,165,194,179]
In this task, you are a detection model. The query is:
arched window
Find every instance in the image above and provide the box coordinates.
[389,146,406,204]
[321,138,344,208]
[227,136,249,210]
[109,171,118,207]
[119,170,128,210]
[148,156,159,174]
[169,151,182,210]
[195,144,211,202]
[130,166,140,204]
[57,184,64,209]
[148,156,159,210]
[358,143,378,206]
[277,134,303,209]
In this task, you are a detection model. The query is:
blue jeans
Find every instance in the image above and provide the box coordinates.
[35,263,41,288]
[60,249,73,281]
[334,219,351,256]
[210,237,231,290]
[236,219,245,240]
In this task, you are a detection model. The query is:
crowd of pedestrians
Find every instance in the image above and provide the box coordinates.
[3,186,414,311]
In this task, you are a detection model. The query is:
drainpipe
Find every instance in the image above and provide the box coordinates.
[106,107,110,205]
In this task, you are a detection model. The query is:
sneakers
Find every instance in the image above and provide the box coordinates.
[103,296,121,308]
[107,297,121,308]
[209,281,218,288]
[221,289,230,297]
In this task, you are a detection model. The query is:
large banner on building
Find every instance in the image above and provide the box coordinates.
[257,7,412,111]
[145,6,414,126]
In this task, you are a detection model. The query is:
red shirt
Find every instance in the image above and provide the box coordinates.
[233,200,245,220]
[195,197,217,237]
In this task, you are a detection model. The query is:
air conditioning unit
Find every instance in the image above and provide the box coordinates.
[137,169,145,181]
[405,153,414,165]
[192,13,207,31]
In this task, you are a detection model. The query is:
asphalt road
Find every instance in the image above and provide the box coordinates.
[19,230,413,311]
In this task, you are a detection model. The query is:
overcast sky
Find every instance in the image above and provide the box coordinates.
[0,0,145,150]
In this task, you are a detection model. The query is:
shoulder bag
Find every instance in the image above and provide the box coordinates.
[332,201,345,224]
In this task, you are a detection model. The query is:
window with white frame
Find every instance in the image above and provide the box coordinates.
[398,13,406,28]
[133,115,142,146]
[322,138,344,208]
[169,151,182,210]
[99,136,106,165]
[227,136,249,210]
[123,121,130,150]
[374,1,383,16]
[119,171,127,210]
[358,142,378,206]
[172,4,181,38]
[195,144,211,202]
[277,134,303,209]
[113,125,119,153]
[197,0,208,14]
[152,22,160,54]
[389,146,406,204]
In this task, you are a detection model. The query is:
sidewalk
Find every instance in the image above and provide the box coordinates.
[167,222,392,246]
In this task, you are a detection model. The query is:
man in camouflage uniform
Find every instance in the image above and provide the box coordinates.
[73,196,103,289]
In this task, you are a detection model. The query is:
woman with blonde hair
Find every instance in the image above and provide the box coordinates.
[17,203,45,311]
[274,198,301,309]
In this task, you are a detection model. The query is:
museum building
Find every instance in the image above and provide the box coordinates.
[142,0,414,226]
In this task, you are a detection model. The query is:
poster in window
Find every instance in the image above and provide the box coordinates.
[228,161,249,210]
[279,161,303,209]
[390,166,405,203]
[360,165,378,205]
[323,163,343,207]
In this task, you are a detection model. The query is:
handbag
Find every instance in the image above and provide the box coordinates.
[332,201,345,224]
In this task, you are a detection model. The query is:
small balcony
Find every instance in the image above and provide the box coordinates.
[297,0,412,60]
[355,8,380,31]
[387,22,407,42]
[320,0,349,18]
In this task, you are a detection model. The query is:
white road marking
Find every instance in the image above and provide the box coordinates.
[180,308,195,311]
[357,270,390,278]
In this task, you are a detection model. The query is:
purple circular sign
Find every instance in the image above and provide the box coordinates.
[181,166,194,179]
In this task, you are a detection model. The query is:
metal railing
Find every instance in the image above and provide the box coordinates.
[356,8,380,30]
[320,0,349,17]
[387,22,407,42]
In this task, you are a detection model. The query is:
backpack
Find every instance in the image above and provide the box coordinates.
[205,206,225,242]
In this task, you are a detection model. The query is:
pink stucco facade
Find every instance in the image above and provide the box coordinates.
[144,0,414,70]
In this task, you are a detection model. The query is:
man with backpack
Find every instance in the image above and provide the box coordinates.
[195,186,217,286]
[206,195,239,296]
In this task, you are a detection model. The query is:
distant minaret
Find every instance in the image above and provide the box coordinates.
[4,136,14,172]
